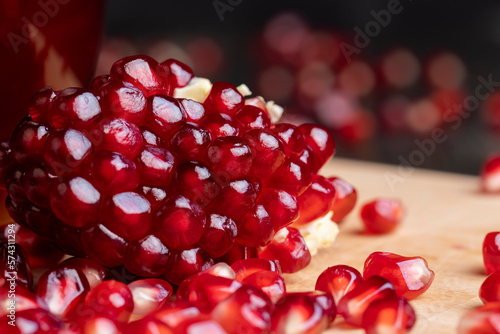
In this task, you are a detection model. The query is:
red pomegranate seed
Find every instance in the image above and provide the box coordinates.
[458,302,500,333]
[298,124,335,172]
[24,205,58,239]
[245,96,267,111]
[231,258,281,282]
[242,270,286,303]
[235,105,271,131]
[338,276,397,327]
[161,58,194,88]
[22,165,54,208]
[50,176,100,228]
[362,295,416,334]
[259,227,311,273]
[244,129,286,179]
[212,286,272,334]
[81,224,128,267]
[271,293,329,334]
[315,264,363,304]
[363,251,435,300]
[202,113,241,138]
[96,117,144,159]
[484,232,500,274]
[0,242,32,289]
[480,270,500,304]
[97,80,147,125]
[170,123,211,160]
[205,136,253,179]
[58,257,106,289]
[28,86,56,123]
[163,248,214,285]
[211,178,261,220]
[237,204,275,247]
[180,99,206,124]
[90,75,111,92]
[0,141,13,189]
[6,167,27,205]
[295,175,336,225]
[37,266,90,318]
[11,120,50,164]
[84,280,134,323]
[128,278,173,316]
[135,146,177,186]
[204,82,244,116]
[360,198,404,234]
[327,177,357,223]
[153,300,202,328]
[139,185,169,211]
[481,155,500,193]
[53,223,86,257]
[175,315,228,334]
[141,126,168,148]
[50,88,102,129]
[6,196,27,229]
[175,161,219,207]
[217,244,258,265]
[125,234,170,277]
[110,55,172,97]
[201,263,237,279]
[147,95,187,137]
[258,188,299,231]
[126,318,174,334]
[200,213,238,258]
[73,314,125,334]
[270,157,313,196]
[307,291,337,323]
[100,191,152,241]
[1,308,64,334]
[272,123,306,157]
[0,285,45,316]
[88,150,139,194]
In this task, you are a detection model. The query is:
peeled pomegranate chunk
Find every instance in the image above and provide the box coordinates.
[0,54,337,282]
[362,296,416,334]
[483,232,500,274]
[363,251,435,300]
[480,155,500,193]
[315,264,363,304]
[360,198,404,234]
[327,177,357,223]
[458,302,500,333]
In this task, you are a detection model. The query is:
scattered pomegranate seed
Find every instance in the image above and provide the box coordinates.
[363,251,435,300]
[128,278,173,316]
[480,270,500,304]
[360,198,404,234]
[242,270,286,303]
[315,264,363,304]
[84,280,134,323]
[483,232,500,274]
[362,295,416,334]
[480,155,500,193]
[458,302,500,333]
[327,176,357,223]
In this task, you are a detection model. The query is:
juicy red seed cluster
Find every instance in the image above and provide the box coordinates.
[1,55,336,283]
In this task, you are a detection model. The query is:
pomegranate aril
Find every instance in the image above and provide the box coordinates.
[298,124,335,172]
[361,198,404,234]
[0,242,32,289]
[88,150,139,194]
[231,258,281,282]
[205,136,252,179]
[81,224,128,267]
[170,123,211,160]
[175,315,228,334]
[0,284,45,316]
[6,196,27,228]
[363,251,435,300]
[175,161,219,207]
[271,293,329,334]
[84,280,134,323]
[126,318,174,334]
[480,270,500,304]
[200,213,237,258]
[480,155,500,193]
[484,232,500,274]
[73,314,125,334]
[307,291,337,323]
[10,120,50,164]
[244,129,286,178]
[204,81,244,116]
[50,87,101,129]
[110,55,172,97]
[237,204,275,247]
[235,105,271,130]
[0,141,14,189]
[161,58,194,88]
[125,234,170,277]
[180,99,206,124]
[295,175,336,225]
[201,113,240,138]
[315,264,363,304]
[217,243,258,265]
[50,176,100,228]
[37,266,90,318]
[90,75,111,92]
[4,308,64,334]
[259,227,311,273]
[210,177,261,220]
[148,95,187,137]
[139,185,168,210]
[258,188,299,231]
[327,176,357,223]
[28,86,55,123]
[201,262,237,279]
[24,204,58,238]
[128,278,173,316]
[135,146,177,187]
[272,123,306,157]
[163,247,214,285]
[141,127,167,147]
[53,222,86,257]
[96,117,143,159]
[22,165,54,208]
[97,80,147,124]
[153,300,202,328]
[337,275,397,327]
[242,270,286,303]
[458,302,500,333]
[245,96,267,111]
[211,286,273,334]
[362,296,416,334]
[58,257,106,289]
[270,157,313,196]
[43,128,92,177]
[6,167,27,204]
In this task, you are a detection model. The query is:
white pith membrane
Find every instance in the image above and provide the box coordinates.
[174,78,339,256]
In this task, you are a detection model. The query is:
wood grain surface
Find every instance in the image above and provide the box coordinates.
[285,158,495,333]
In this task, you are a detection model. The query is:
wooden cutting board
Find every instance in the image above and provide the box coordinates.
[286,158,495,333]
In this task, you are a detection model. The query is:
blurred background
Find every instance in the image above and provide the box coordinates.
[4,0,500,174]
